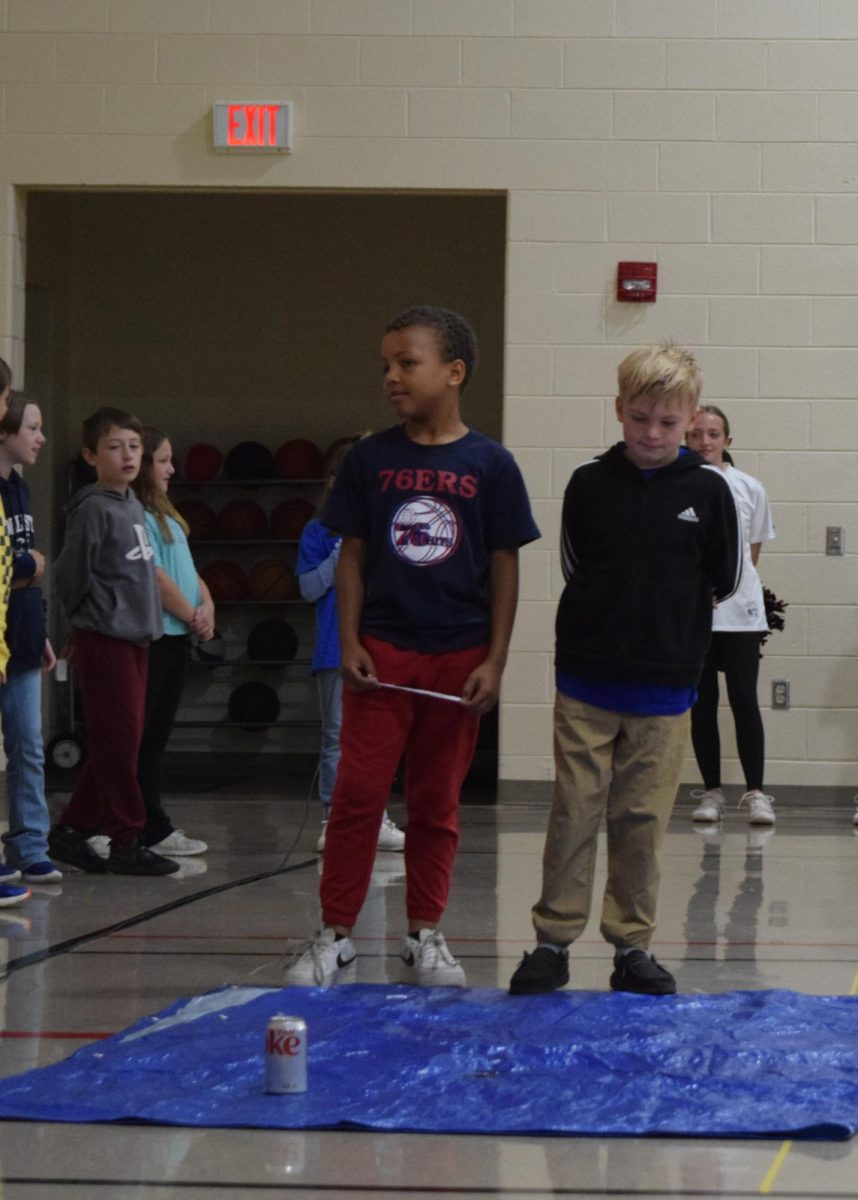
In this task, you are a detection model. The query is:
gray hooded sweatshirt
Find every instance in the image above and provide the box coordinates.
[54,484,163,644]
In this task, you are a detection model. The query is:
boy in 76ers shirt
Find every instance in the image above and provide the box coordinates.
[285,306,540,987]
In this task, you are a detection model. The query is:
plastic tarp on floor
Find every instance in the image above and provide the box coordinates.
[1,984,857,1139]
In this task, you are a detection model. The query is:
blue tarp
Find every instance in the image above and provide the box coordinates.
[1,984,857,1139]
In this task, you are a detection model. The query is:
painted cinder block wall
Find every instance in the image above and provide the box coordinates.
[1,0,857,785]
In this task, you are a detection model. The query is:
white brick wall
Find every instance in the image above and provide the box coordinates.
[2,4,858,784]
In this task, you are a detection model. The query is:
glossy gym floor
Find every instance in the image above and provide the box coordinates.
[0,774,856,1199]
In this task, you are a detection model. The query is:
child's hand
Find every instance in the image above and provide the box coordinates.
[30,549,46,582]
[190,606,214,640]
[460,661,503,715]
[341,645,379,691]
[42,638,57,673]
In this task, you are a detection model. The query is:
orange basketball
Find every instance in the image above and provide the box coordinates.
[270,498,315,541]
[200,560,248,603]
[176,499,218,542]
[274,439,324,481]
[216,499,268,541]
[247,558,297,602]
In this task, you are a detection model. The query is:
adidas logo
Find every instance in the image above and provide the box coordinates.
[677,507,699,523]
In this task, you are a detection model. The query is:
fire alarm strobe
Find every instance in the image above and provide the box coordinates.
[617,261,657,303]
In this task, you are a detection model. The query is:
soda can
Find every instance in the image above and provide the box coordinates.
[265,1014,307,1094]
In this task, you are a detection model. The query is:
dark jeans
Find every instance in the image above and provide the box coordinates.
[137,634,189,846]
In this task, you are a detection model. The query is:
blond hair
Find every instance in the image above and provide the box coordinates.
[132,425,188,543]
[617,344,702,410]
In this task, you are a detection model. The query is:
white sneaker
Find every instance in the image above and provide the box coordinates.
[149,830,208,856]
[400,929,466,987]
[86,835,111,859]
[690,788,725,822]
[284,927,357,986]
[316,815,404,853]
[740,790,776,825]
[853,795,858,825]
[377,815,405,852]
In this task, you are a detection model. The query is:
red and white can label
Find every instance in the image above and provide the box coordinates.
[265,1014,307,1094]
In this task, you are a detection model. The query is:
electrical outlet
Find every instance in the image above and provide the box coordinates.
[772,680,790,710]
[826,526,844,556]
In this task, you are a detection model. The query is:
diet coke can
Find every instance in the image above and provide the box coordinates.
[265,1014,307,1094]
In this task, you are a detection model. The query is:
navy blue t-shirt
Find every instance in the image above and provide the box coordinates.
[323,425,540,653]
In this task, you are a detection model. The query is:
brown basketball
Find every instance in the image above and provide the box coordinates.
[274,438,324,481]
[176,499,218,542]
[247,558,297,602]
[270,498,315,541]
[321,436,359,477]
[199,560,248,603]
[216,499,268,541]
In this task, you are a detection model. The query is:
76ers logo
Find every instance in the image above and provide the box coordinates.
[390,495,460,566]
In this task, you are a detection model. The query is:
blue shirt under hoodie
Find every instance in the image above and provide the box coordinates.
[0,469,46,672]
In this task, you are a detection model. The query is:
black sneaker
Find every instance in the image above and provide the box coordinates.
[105,843,181,876]
[509,946,570,995]
[610,949,676,996]
[47,825,108,874]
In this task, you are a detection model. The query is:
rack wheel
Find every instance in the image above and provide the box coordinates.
[47,734,84,771]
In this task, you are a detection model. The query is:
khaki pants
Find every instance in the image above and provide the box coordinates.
[532,692,689,950]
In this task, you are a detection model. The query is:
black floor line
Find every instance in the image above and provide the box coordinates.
[0,1180,834,1198]
[0,857,320,983]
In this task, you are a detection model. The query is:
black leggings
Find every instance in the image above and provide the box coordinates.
[691,632,765,793]
[137,634,189,845]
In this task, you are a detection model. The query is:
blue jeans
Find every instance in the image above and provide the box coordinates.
[0,668,50,869]
[316,668,342,815]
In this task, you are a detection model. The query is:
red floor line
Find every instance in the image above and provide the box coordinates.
[0,1031,112,1040]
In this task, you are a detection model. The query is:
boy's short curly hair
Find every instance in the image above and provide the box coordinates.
[617,343,702,410]
[385,305,479,392]
[81,406,143,453]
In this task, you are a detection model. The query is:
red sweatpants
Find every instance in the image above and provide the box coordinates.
[320,636,483,929]
[60,630,148,848]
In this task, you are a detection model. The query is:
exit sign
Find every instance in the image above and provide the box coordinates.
[212,102,292,152]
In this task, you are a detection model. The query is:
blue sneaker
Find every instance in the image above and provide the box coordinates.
[0,864,22,884]
[23,861,63,884]
[0,884,30,908]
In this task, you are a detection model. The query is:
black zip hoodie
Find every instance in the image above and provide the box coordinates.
[0,470,45,672]
[555,444,742,689]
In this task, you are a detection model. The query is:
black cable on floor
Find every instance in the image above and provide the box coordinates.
[0,855,320,983]
[6,754,325,982]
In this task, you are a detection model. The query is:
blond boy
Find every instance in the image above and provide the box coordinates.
[511,344,742,997]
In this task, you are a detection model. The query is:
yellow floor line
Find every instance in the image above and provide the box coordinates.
[762,974,858,1192]
[760,1139,793,1194]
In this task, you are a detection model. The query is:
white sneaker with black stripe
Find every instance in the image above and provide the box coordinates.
[284,927,357,986]
[400,929,465,987]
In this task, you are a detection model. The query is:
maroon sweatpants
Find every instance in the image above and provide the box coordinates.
[320,636,483,930]
[60,630,149,848]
